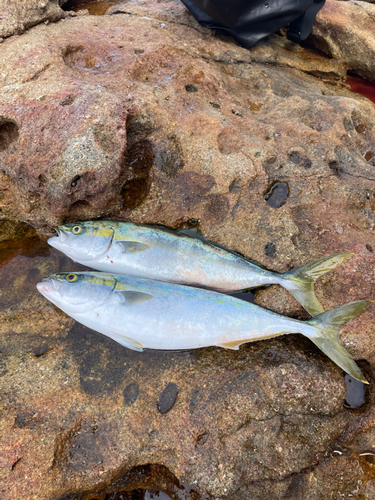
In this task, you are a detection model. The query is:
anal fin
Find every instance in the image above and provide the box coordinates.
[217,339,249,350]
[109,332,144,352]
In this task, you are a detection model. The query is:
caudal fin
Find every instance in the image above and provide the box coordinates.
[282,253,353,316]
[306,300,372,383]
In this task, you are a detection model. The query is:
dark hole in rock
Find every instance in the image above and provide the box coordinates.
[121,179,150,210]
[355,123,367,134]
[71,175,80,187]
[264,182,289,208]
[365,151,374,162]
[123,381,139,406]
[81,464,206,500]
[62,0,121,15]
[0,119,19,152]
[366,244,373,253]
[344,374,366,409]
[63,45,84,67]
[157,382,179,414]
[120,139,154,209]
[69,199,90,211]
[135,49,145,54]
[60,95,76,106]
[196,432,208,446]
[328,160,342,177]
[209,102,221,109]
[38,174,47,186]
[185,84,198,93]
[289,152,312,169]
[63,44,114,73]
[264,242,276,257]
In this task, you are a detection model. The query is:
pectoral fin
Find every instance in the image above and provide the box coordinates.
[112,290,154,306]
[116,241,150,253]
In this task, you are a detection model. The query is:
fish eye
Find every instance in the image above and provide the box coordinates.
[66,274,78,282]
[72,225,82,234]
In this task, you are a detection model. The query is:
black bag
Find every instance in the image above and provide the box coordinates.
[180,0,326,48]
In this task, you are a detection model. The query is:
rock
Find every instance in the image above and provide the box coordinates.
[310,0,375,80]
[1,1,375,498]
[0,236,353,498]
[0,0,67,39]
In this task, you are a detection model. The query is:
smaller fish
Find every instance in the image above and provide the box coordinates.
[37,271,371,383]
[48,221,353,317]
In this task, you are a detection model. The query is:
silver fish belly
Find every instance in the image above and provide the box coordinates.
[48,221,353,316]
[37,272,370,383]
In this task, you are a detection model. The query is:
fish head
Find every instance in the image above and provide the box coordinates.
[48,221,115,262]
[37,272,116,313]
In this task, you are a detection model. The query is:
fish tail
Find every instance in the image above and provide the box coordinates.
[281,252,354,316]
[306,300,372,383]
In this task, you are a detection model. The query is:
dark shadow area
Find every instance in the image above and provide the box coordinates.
[58,464,207,500]
[62,0,121,15]
[0,119,19,152]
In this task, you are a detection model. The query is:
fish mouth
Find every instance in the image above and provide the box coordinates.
[55,227,68,242]
[48,228,68,248]
[36,277,61,294]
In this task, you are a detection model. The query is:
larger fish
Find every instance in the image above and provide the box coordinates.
[48,221,353,317]
[37,271,371,383]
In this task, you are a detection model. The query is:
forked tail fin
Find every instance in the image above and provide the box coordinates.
[306,300,372,383]
[282,253,354,316]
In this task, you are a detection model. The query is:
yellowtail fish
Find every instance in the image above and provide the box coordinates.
[48,221,353,316]
[36,272,370,383]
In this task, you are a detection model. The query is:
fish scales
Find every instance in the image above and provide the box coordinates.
[37,272,371,383]
[48,221,354,316]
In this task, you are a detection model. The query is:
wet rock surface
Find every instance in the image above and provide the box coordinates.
[0,229,355,498]
[1,0,375,498]
[0,233,375,499]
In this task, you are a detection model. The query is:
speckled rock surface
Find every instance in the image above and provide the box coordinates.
[0,229,354,498]
[0,0,67,39]
[1,1,375,499]
[1,222,375,499]
[310,0,375,80]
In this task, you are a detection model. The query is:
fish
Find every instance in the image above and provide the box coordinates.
[48,221,353,317]
[36,271,371,383]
